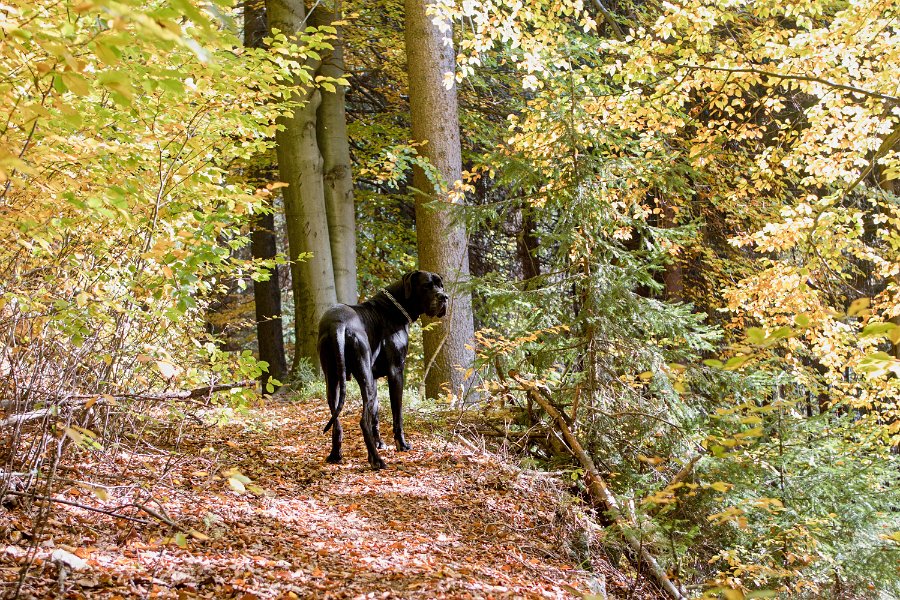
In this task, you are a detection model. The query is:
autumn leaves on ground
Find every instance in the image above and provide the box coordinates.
[1,398,654,599]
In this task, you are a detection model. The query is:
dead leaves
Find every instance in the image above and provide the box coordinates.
[3,399,638,599]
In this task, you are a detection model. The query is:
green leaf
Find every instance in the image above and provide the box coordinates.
[60,72,90,96]
[723,355,751,370]
[746,327,766,345]
[93,40,121,65]
[159,78,185,95]
[860,322,897,338]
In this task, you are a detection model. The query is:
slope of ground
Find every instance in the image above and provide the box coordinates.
[1,396,661,599]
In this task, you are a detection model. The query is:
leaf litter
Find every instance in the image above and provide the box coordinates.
[1,397,662,599]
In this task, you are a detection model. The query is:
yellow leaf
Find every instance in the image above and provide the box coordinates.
[63,427,83,445]
[723,588,745,600]
[847,297,870,317]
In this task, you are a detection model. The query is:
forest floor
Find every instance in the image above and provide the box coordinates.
[1,395,663,599]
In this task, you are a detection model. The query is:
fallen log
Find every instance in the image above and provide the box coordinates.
[508,371,687,600]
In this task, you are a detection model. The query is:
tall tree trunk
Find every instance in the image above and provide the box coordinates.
[404,0,476,400]
[312,3,358,304]
[245,0,288,388]
[265,0,337,370]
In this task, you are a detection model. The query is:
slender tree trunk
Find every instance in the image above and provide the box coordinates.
[517,206,540,284]
[404,0,476,400]
[265,0,337,370]
[312,2,358,304]
[245,0,288,388]
[660,200,684,301]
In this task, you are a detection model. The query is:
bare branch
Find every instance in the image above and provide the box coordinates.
[680,64,899,105]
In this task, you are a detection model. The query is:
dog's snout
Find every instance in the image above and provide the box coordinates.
[438,292,449,302]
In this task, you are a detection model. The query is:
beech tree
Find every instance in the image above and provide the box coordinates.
[313,2,358,305]
[404,0,476,400]
[264,0,338,368]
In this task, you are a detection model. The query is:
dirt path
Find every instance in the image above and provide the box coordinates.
[1,397,648,599]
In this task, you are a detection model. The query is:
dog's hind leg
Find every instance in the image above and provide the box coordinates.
[350,337,386,470]
[320,338,345,464]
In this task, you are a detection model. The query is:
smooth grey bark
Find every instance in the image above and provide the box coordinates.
[265,0,337,370]
[404,0,476,400]
[245,0,288,389]
[312,2,358,304]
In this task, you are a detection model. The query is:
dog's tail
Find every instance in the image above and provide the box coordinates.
[323,325,347,433]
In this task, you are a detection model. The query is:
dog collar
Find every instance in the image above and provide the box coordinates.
[382,289,412,324]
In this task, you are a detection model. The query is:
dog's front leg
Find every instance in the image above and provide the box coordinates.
[388,366,411,451]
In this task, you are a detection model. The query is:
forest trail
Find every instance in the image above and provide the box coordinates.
[2,397,651,599]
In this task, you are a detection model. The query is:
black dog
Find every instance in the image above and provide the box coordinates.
[318,271,448,469]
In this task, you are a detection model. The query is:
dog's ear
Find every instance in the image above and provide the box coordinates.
[402,271,415,298]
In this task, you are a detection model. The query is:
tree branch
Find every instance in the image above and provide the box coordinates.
[680,64,899,105]
[590,0,625,42]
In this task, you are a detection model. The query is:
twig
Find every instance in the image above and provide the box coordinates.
[131,502,179,529]
[1,490,152,525]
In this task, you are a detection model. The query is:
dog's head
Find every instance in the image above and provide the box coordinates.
[402,271,449,318]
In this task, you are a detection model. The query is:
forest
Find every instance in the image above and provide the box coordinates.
[1,0,899,598]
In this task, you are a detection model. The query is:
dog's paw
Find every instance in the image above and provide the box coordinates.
[325,453,343,464]
[370,457,387,470]
[395,436,412,451]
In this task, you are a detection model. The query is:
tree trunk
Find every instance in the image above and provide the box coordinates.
[251,210,289,386]
[245,0,288,389]
[517,206,540,283]
[265,0,337,370]
[660,200,684,301]
[404,0,476,400]
[312,3,358,305]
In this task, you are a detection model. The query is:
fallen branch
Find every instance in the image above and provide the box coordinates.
[1,490,151,525]
[508,371,687,600]
[72,380,257,401]
[0,409,57,428]
[0,381,257,427]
